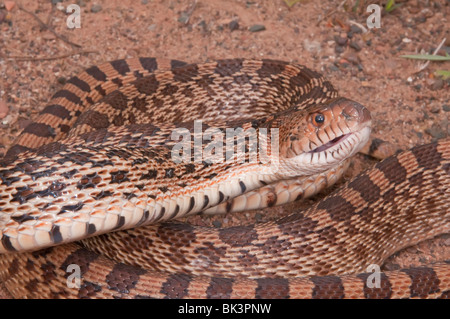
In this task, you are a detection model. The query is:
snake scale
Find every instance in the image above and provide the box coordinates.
[0,58,448,299]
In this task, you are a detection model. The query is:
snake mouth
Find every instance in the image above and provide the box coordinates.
[309,133,350,153]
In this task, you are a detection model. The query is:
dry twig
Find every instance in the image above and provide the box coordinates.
[6,50,99,62]
[316,0,348,26]
[414,38,447,73]
[17,3,82,48]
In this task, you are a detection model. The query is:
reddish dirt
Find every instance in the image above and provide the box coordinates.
[0,0,449,298]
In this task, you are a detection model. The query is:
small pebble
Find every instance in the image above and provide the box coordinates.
[443,105,450,112]
[425,125,446,139]
[414,15,427,24]
[335,33,348,46]
[334,45,345,54]
[350,24,363,34]
[229,20,239,31]
[328,64,339,72]
[141,0,149,4]
[212,220,222,228]
[57,77,67,85]
[349,41,362,51]
[198,20,207,32]
[178,12,190,24]
[430,105,440,114]
[249,24,265,32]
[430,79,444,91]
[91,4,102,13]
[342,51,360,65]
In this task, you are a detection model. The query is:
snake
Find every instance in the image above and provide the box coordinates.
[0,58,448,299]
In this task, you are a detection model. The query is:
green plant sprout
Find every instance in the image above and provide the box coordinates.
[385,0,401,13]
[283,0,304,8]
[401,53,450,80]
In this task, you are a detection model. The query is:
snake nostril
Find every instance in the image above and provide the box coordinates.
[341,110,352,120]
[340,101,371,123]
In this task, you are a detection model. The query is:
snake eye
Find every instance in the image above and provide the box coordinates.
[312,113,325,127]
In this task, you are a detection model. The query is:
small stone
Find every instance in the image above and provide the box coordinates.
[414,15,427,24]
[342,51,360,65]
[350,24,362,34]
[229,20,239,31]
[443,104,450,112]
[178,12,190,24]
[349,41,362,51]
[430,105,440,113]
[57,77,67,85]
[249,24,265,32]
[425,125,446,139]
[141,0,149,4]
[198,20,207,32]
[91,4,102,13]
[335,33,348,46]
[51,0,62,4]
[77,0,87,7]
[147,24,156,31]
[334,45,345,54]
[430,79,444,91]
[414,130,423,139]
[328,64,339,72]
[212,220,222,228]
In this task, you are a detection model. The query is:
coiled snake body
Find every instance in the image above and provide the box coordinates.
[0,58,448,298]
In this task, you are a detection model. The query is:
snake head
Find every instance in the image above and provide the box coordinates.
[276,97,372,177]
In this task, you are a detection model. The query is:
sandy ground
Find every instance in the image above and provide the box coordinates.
[0,0,449,298]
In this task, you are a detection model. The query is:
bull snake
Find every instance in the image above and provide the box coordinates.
[0,58,448,298]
